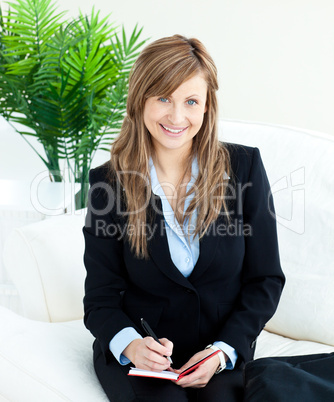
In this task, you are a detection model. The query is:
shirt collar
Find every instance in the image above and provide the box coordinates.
[149,156,229,195]
[149,156,199,196]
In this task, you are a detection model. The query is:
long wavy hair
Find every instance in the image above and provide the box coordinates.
[109,34,230,259]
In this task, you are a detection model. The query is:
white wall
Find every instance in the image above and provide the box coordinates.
[53,0,334,135]
[1,0,333,181]
[0,0,333,309]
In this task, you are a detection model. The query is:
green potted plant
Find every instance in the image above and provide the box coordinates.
[0,0,147,208]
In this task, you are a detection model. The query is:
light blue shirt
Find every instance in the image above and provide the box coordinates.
[109,156,238,369]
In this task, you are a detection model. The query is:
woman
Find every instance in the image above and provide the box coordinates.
[83,35,285,402]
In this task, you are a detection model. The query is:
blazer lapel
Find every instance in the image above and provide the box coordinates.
[188,219,221,283]
[147,195,221,287]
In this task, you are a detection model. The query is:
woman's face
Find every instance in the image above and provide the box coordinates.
[143,73,208,155]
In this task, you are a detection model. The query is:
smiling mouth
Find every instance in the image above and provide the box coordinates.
[160,124,187,134]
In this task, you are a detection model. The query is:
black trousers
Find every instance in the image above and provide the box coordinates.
[94,352,244,402]
[243,352,334,402]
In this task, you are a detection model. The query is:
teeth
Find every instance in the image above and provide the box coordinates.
[161,124,184,134]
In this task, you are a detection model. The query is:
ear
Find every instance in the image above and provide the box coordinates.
[204,104,208,113]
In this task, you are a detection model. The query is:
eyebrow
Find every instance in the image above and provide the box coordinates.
[158,93,204,99]
[166,94,203,99]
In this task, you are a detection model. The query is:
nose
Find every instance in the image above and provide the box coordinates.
[167,104,185,126]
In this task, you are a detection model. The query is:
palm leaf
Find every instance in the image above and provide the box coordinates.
[1,0,148,205]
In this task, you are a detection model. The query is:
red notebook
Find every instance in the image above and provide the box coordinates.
[128,350,220,381]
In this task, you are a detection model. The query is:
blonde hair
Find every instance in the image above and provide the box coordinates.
[109,34,230,259]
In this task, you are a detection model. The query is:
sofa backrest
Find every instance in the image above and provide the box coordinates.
[3,119,334,347]
[220,119,334,347]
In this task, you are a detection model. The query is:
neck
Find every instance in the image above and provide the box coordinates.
[152,144,192,178]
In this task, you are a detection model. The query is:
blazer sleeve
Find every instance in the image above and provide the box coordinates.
[217,147,285,364]
[83,167,139,363]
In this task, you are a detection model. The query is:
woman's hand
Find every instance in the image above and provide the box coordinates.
[123,337,173,372]
[175,349,225,388]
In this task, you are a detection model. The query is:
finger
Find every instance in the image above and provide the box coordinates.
[176,366,201,384]
[177,357,199,373]
[176,365,211,388]
[144,337,171,357]
[177,372,204,388]
[143,359,171,372]
[140,359,170,372]
[144,347,171,367]
[142,338,171,368]
[177,371,211,388]
[159,338,173,356]
[140,347,171,371]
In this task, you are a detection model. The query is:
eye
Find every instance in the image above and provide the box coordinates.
[187,99,198,106]
[158,97,169,103]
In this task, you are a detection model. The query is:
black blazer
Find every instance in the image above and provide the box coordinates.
[83,143,285,368]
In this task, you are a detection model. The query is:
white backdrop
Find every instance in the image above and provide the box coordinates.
[50,0,334,135]
[0,0,333,311]
[1,0,334,181]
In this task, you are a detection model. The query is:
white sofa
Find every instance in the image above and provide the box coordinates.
[1,119,333,401]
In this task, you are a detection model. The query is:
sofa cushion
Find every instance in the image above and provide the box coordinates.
[0,306,107,401]
[3,212,86,322]
[1,306,333,402]
[255,329,334,359]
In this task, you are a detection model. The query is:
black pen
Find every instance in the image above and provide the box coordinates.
[141,318,173,364]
